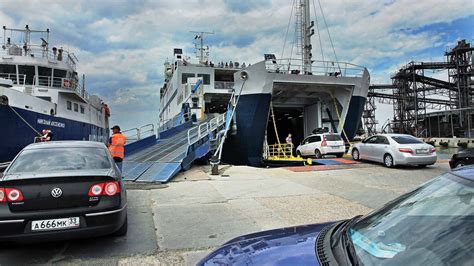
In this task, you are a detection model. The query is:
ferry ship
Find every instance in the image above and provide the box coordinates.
[159,0,370,167]
[0,26,110,162]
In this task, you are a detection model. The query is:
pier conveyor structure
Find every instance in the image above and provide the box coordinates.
[121,113,226,183]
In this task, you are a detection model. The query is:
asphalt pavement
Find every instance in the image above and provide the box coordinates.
[0,159,451,265]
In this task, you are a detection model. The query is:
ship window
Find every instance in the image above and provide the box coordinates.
[53,69,67,88]
[197,74,210,85]
[0,64,17,83]
[182,73,195,84]
[67,101,72,110]
[18,65,35,85]
[74,103,79,112]
[80,105,85,114]
[37,96,51,102]
[38,67,52,87]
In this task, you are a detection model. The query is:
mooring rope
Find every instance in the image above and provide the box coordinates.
[8,105,42,136]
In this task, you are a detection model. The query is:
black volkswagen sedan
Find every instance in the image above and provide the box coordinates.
[0,141,127,242]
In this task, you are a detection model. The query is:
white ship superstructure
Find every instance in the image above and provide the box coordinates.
[0,25,109,162]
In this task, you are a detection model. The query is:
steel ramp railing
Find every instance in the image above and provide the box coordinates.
[187,113,226,145]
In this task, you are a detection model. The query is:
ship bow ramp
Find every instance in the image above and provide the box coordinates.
[122,114,225,183]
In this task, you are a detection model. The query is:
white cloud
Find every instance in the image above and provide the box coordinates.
[0,0,472,130]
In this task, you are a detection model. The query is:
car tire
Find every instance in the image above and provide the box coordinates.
[296,150,303,158]
[454,161,465,168]
[352,149,360,161]
[384,154,394,168]
[314,149,322,159]
[114,216,128,236]
[336,153,344,158]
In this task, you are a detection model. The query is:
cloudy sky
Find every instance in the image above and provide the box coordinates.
[1,0,473,130]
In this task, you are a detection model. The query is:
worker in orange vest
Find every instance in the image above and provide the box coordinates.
[108,125,126,172]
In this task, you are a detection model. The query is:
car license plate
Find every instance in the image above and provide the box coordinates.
[331,146,340,149]
[31,217,80,231]
[416,149,428,154]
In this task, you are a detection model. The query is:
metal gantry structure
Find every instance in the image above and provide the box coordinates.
[365,39,473,138]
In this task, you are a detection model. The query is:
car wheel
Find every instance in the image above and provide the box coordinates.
[314,149,322,159]
[454,161,465,168]
[114,216,128,236]
[336,153,344,158]
[384,154,394,168]
[296,150,303,158]
[352,149,360,161]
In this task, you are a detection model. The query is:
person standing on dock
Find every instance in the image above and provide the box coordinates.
[286,133,293,156]
[108,125,126,172]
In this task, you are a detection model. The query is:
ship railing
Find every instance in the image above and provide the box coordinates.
[158,111,191,133]
[265,59,366,78]
[214,81,235,90]
[123,124,155,143]
[0,73,26,85]
[33,75,89,100]
[266,143,294,159]
[1,46,77,70]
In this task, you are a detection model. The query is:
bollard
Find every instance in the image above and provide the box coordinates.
[210,155,220,175]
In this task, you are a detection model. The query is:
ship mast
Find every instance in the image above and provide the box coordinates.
[298,0,314,73]
[190,31,214,65]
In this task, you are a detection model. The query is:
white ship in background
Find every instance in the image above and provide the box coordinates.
[158,0,370,166]
[0,25,110,162]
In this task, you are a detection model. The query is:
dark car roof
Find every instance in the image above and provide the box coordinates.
[25,141,107,150]
[451,165,474,181]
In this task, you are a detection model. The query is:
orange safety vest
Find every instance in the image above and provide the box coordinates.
[109,133,126,159]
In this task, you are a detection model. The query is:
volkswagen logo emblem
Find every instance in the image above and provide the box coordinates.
[51,188,63,198]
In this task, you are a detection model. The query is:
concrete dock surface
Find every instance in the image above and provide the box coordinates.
[0,160,450,265]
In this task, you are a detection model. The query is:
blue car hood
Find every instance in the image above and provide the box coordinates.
[198,222,335,266]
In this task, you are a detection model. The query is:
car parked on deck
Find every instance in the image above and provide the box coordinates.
[198,166,474,265]
[0,141,127,242]
[351,134,437,167]
[296,133,345,159]
[450,148,474,169]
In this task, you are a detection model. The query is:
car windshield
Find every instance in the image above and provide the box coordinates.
[8,147,112,173]
[325,134,342,141]
[348,172,474,265]
[391,135,423,144]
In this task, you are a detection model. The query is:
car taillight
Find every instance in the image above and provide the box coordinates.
[88,182,120,197]
[399,148,413,154]
[5,188,24,202]
[88,183,104,196]
[430,148,436,153]
[0,188,5,203]
[104,182,120,196]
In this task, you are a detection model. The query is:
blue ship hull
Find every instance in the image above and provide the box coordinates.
[222,94,366,167]
[0,105,109,162]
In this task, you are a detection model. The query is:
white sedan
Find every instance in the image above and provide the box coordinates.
[351,134,437,167]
